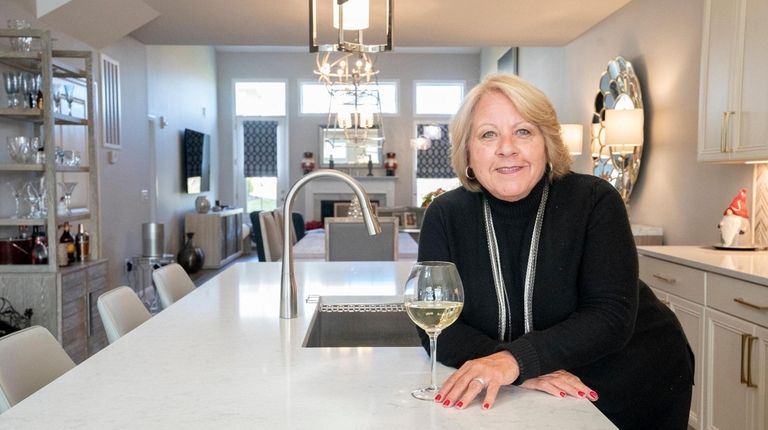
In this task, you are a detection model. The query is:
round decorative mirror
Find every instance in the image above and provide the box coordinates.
[591,56,644,204]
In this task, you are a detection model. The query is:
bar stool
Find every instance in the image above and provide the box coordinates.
[97,286,152,344]
[0,326,75,413]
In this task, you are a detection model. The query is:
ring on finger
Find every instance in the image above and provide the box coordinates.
[471,377,488,389]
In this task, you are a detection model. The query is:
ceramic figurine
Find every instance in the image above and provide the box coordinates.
[718,188,750,247]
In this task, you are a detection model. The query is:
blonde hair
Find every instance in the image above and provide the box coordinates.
[450,74,572,192]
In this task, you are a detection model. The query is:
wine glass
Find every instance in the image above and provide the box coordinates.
[403,261,465,400]
[7,181,23,218]
[52,84,62,113]
[63,84,75,115]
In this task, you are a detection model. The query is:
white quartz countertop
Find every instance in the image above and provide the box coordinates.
[638,246,768,287]
[0,262,615,429]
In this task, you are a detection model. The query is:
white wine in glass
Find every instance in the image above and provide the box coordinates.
[404,261,464,400]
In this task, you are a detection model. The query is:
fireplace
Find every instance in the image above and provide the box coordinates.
[303,176,396,221]
[320,199,381,223]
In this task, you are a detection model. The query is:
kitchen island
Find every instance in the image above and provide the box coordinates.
[0,262,615,429]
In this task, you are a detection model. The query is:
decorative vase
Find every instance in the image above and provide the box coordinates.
[301,152,316,174]
[195,196,211,213]
[384,152,398,176]
[177,232,205,273]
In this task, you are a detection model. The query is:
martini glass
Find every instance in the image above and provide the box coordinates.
[58,182,77,215]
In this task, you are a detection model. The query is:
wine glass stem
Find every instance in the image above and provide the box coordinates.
[428,333,439,391]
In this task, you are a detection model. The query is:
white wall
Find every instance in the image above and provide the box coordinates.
[215,51,480,217]
[146,46,219,254]
[483,0,752,245]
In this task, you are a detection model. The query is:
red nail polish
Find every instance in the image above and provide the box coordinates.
[589,391,599,400]
[456,401,464,408]
[443,399,451,407]
[577,391,585,397]
[483,402,491,410]
[434,394,442,402]
[559,391,566,397]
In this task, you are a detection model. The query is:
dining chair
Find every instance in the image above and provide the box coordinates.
[324,216,399,261]
[272,208,298,245]
[0,326,75,413]
[259,211,283,262]
[97,286,152,344]
[151,263,197,310]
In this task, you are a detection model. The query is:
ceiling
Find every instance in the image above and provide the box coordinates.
[25,0,633,49]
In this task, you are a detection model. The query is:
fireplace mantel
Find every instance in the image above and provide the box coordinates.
[303,176,397,221]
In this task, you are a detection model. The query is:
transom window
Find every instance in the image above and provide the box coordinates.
[414,81,464,115]
[236,81,286,116]
[300,81,399,114]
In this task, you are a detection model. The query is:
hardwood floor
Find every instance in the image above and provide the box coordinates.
[188,248,261,287]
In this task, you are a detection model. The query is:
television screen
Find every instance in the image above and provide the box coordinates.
[182,128,210,194]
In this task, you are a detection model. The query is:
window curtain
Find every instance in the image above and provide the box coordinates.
[243,120,278,177]
[416,124,454,178]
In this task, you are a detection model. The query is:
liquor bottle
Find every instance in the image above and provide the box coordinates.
[59,222,75,264]
[31,236,48,265]
[75,223,89,262]
[37,90,43,110]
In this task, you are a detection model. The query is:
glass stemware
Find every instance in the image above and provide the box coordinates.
[25,181,40,219]
[58,181,77,215]
[7,181,23,218]
[63,84,75,116]
[3,72,20,107]
[52,84,62,113]
[403,261,465,400]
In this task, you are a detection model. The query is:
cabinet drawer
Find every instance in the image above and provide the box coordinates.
[87,261,107,279]
[639,255,705,304]
[707,273,768,327]
[61,270,86,302]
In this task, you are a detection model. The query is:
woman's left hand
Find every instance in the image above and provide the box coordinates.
[520,369,599,401]
[435,350,519,410]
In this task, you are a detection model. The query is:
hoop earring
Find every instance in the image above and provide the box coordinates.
[465,166,476,180]
[547,161,553,173]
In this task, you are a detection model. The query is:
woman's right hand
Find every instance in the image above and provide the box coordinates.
[520,369,599,401]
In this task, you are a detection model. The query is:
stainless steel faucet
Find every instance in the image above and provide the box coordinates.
[280,169,381,318]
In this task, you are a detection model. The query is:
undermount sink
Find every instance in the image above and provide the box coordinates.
[302,296,422,348]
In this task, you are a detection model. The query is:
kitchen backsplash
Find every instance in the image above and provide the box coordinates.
[755,164,768,245]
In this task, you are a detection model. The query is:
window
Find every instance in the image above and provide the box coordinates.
[414,82,464,115]
[414,123,459,206]
[236,81,286,116]
[300,81,399,114]
[235,81,287,214]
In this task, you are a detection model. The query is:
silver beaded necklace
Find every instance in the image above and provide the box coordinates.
[482,181,549,340]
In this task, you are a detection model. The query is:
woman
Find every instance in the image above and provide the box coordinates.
[417,74,693,429]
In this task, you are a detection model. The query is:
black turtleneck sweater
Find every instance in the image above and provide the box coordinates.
[417,172,693,425]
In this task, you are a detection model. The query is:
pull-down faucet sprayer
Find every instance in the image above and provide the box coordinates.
[280,169,381,318]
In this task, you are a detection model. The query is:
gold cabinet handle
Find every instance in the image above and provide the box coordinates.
[652,273,676,284]
[746,335,757,388]
[733,297,768,310]
[721,111,735,153]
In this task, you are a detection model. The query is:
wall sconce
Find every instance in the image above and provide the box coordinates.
[411,123,443,151]
[560,124,583,155]
[604,108,643,149]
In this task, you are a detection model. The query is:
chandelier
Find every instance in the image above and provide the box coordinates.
[310,0,393,154]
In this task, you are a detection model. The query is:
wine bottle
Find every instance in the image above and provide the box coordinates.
[59,222,75,264]
[31,236,48,265]
[75,223,89,262]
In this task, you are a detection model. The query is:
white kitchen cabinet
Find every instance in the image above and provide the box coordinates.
[704,309,763,430]
[698,0,768,162]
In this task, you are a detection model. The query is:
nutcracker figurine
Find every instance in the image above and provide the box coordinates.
[384,152,398,176]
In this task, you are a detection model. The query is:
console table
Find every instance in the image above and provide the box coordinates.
[184,208,243,269]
